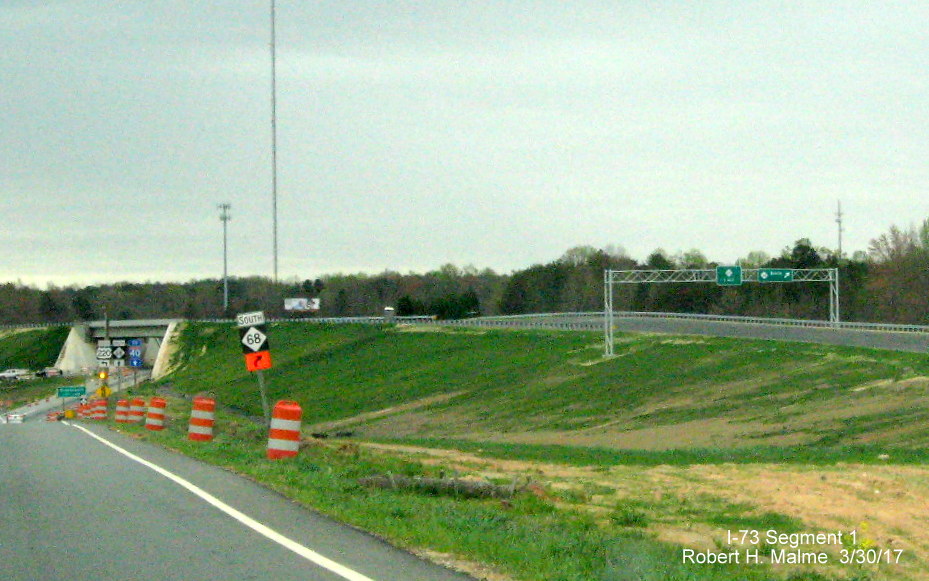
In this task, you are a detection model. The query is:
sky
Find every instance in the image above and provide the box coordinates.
[2,1,928,287]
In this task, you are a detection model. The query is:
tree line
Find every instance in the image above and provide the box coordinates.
[2,219,929,326]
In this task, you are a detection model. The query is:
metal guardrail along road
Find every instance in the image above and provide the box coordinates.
[6,312,929,335]
[423,311,929,335]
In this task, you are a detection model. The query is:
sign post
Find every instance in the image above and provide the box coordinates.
[237,311,273,426]
[58,386,87,415]
[255,371,270,428]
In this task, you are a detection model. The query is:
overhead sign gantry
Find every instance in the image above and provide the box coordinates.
[603,267,839,356]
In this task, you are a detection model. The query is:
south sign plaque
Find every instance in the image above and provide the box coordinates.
[237,311,272,372]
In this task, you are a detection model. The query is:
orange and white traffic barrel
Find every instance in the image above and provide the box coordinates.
[93,399,107,420]
[128,397,146,423]
[267,400,302,459]
[115,400,130,423]
[146,397,167,431]
[188,397,215,441]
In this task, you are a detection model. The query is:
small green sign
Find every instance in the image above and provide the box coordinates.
[758,268,794,283]
[716,265,742,286]
[57,386,86,398]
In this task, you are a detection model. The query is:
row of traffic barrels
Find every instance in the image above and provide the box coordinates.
[76,396,302,459]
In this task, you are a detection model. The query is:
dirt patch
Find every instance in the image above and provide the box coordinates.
[362,442,929,581]
[896,376,929,389]
[695,464,929,580]
[472,411,817,450]
[567,343,604,354]
[821,353,881,365]
[411,549,515,581]
[307,391,469,433]
[853,376,929,393]
[356,408,482,439]
[540,374,582,387]
[573,357,614,367]
[495,418,749,450]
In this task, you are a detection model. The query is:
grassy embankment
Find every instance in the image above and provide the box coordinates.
[0,326,74,409]
[0,326,69,369]
[107,322,929,581]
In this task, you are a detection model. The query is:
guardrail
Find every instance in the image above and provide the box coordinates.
[420,312,602,331]
[0,322,71,330]
[606,311,929,334]
[3,312,929,335]
[194,315,438,325]
[423,311,929,335]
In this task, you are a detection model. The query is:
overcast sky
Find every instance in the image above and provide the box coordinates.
[2,2,927,287]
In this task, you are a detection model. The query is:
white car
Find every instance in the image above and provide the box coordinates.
[5,413,24,423]
[0,369,30,381]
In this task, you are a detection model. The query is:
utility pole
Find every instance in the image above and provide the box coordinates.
[219,203,232,311]
[103,309,111,400]
[835,200,844,261]
[270,0,279,282]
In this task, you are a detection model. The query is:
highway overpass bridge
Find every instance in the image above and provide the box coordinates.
[55,319,180,377]
[83,318,180,339]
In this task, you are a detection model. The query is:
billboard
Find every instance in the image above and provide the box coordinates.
[284,298,320,312]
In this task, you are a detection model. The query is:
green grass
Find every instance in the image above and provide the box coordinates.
[103,389,805,581]
[369,438,929,466]
[164,323,599,423]
[0,375,86,410]
[136,322,925,579]
[0,326,69,369]
[0,326,83,410]
[158,323,929,450]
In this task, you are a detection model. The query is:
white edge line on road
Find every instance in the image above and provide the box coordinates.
[63,421,376,581]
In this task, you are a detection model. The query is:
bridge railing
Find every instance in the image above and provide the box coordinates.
[0,321,72,330]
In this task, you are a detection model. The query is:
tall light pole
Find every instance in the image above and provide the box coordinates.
[835,200,844,261]
[219,203,232,311]
[270,0,279,282]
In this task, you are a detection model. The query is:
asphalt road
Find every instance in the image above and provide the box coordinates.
[460,314,929,353]
[9,370,152,420]
[607,316,929,352]
[0,420,474,581]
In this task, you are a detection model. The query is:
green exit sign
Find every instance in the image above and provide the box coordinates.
[57,386,86,398]
[716,266,742,286]
[758,268,794,283]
